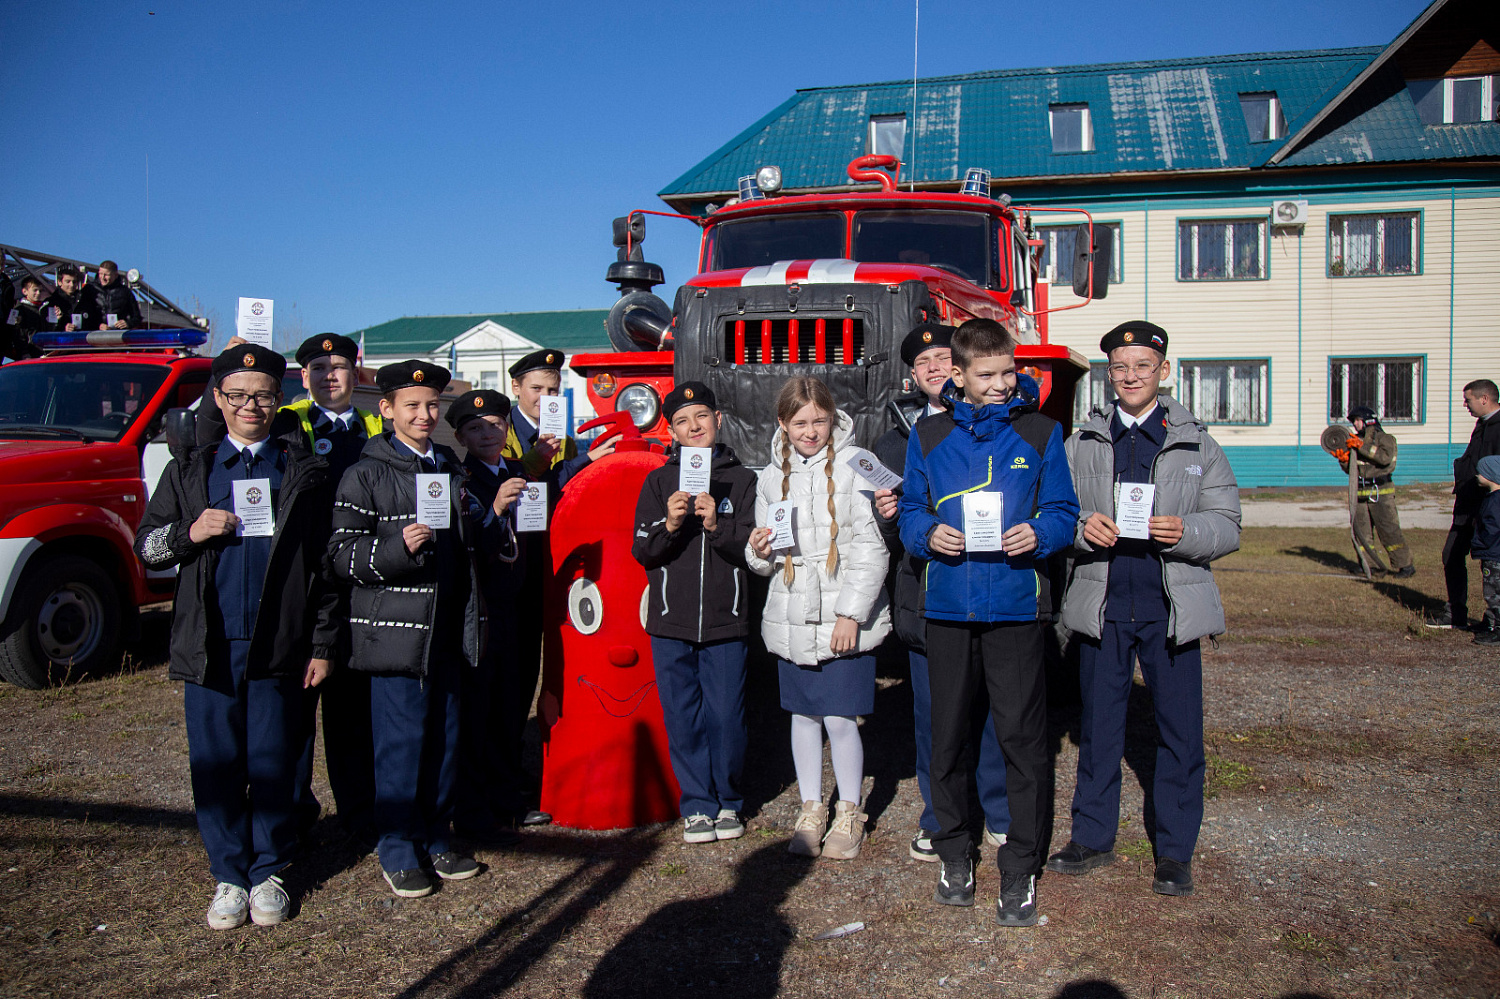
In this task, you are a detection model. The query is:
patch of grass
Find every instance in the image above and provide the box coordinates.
[1116,838,1153,860]
[659,862,687,877]
[1205,755,1254,798]
[1280,930,1344,960]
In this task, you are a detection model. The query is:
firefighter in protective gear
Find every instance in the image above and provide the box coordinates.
[1337,406,1414,577]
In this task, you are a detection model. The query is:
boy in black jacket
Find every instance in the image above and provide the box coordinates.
[631,382,758,844]
[134,345,339,930]
[328,361,515,898]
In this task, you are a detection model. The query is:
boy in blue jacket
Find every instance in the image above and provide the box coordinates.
[899,318,1079,926]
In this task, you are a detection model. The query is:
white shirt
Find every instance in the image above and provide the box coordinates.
[225,433,272,457]
[314,403,356,430]
[1116,401,1160,428]
[392,436,438,464]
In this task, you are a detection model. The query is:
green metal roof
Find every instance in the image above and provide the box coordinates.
[349,309,609,355]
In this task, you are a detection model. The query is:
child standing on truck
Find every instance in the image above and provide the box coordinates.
[898,318,1080,926]
[747,377,890,860]
[134,344,340,930]
[327,361,515,899]
[632,382,759,844]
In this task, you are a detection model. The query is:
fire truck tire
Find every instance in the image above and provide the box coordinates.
[0,555,122,689]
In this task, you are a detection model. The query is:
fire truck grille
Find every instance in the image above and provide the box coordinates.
[720,317,866,365]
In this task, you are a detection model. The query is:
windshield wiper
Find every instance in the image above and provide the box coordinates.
[0,425,94,442]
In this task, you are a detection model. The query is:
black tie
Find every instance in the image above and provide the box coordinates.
[421,456,437,473]
[241,447,257,471]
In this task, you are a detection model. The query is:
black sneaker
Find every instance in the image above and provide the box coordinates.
[1046,840,1116,875]
[682,814,717,843]
[1393,566,1416,579]
[714,810,745,840]
[1152,857,1194,896]
[997,871,1038,927]
[909,830,939,862]
[1474,628,1500,646]
[383,867,435,898]
[430,852,481,881]
[934,857,975,907]
[520,809,553,827]
[1426,608,1460,629]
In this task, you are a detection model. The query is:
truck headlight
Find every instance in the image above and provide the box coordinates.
[616,383,660,430]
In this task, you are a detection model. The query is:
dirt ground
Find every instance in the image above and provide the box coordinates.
[1,526,1497,998]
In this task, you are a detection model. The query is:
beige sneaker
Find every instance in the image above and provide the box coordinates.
[821,800,867,860]
[787,800,826,856]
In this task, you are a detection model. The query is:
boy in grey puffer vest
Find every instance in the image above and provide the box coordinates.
[1048,321,1240,900]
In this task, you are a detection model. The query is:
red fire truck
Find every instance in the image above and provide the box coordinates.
[571,155,1112,465]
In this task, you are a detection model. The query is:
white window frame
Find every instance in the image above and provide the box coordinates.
[1443,75,1496,123]
[1328,356,1424,425]
[479,370,499,390]
[1178,218,1268,281]
[1073,362,1116,425]
[1178,359,1270,425]
[1049,104,1094,154]
[1239,92,1286,141]
[1328,211,1421,277]
[868,115,906,158]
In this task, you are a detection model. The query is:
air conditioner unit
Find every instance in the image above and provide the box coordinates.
[1271,199,1308,226]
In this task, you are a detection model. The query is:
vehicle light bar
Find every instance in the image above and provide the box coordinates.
[32,328,210,350]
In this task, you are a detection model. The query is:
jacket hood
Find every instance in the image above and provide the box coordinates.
[768,409,857,464]
[884,391,934,438]
[947,372,1042,437]
[1079,394,1205,442]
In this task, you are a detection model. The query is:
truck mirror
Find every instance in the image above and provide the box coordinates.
[163,407,197,463]
[612,215,647,262]
[1071,222,1113,301]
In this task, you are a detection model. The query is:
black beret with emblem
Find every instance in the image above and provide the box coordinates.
[295,332,359,367]
[376,359,451,395]
[507,347,565,380]
[662,381,717,421]
[1100,320,1168,356]
[210,343,286,382]
[899,322,957,367]
[445,389,512,429]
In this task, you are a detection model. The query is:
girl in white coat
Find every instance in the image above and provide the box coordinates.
[748,377,891,859]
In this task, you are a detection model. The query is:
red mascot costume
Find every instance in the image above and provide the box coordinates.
[537,415,682,829]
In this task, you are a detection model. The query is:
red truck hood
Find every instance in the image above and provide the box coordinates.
[685,258,1002,319]
[0,438,139,484]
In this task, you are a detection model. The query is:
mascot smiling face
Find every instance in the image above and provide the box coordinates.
[538,448,681,829]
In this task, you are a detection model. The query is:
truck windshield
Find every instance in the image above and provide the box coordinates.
[0,362,168,443]
[852,211,991,285]
[709,213,845,270]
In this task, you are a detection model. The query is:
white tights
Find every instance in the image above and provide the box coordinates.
[790,713,863,805]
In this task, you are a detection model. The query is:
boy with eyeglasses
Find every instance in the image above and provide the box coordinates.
[135,345,341,929]
[1049,321,1241,897]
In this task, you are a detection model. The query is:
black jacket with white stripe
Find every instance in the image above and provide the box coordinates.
[328,433,514,677]
[133,435,341,684]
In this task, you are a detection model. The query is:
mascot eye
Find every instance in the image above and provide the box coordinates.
[567,578,603,635]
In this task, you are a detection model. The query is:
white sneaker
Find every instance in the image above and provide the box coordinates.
[249,875,289,926]
[206,882,249,930]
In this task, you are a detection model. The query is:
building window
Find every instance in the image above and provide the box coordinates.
[1178,219,1267,280]
[1239,92,1287,142]
[1328,211,1420,277]
[1179,359,1269,424]
[479,370,499,390]
[1037,223,1122,286]
[1329,356,1423,424]
[1073,362,1117,425]
[1049,104,1093,153]
[1409,75,1498,125]
[868,115,906,158]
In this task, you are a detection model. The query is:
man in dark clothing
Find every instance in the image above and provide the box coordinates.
[134,344,340,930]
[1430,379,1500,630]
[92,260,143,330]
[45,265,99,334]
[871,322,1010,863]
[4,277,48,360]
[445,389,528,838]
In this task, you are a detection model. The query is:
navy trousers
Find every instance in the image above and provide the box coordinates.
[1071,619,1204,863]
[650,636,748,818]
[909,650,1010,834]
[294,667,377,835]
[184,639,301,889]
[369,663,461,873]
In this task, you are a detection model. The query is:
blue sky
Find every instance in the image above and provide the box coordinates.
[2,0,1426,348]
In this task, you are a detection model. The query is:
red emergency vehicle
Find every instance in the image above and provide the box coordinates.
[0,331,211,688]
[571,155,1112,465]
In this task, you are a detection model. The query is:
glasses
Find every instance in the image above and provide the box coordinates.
[1106,361,1162,382]
[219,391,279,409]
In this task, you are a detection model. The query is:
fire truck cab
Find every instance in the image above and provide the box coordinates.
[572,156,1112,466]
[0,330,211,688]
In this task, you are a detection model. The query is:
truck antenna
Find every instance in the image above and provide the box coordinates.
[910,0,918,191]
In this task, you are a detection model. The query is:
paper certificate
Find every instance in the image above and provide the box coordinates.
[1115,482,1155,540]
[961,492,1004,552]
[516,482,549,532]
[679,447,712,495]
[767,501,796,551]
[46,306,61,325]
[538,396,568,438]
[106,312,119,327]
[236,297,274,347]
[70,313,83,330]
[844,448,903,490]
[232,478,275,537]
[415,473,452,529]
